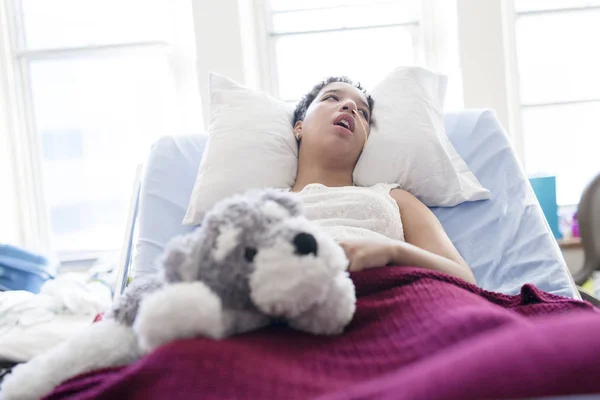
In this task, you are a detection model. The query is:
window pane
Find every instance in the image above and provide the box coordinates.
[29,49,176,254]
[275,26,415,100]
[515,0,600,13]
[271,3,419,33]
[21,0,170,50]
[522,102,600,205]
[515,9,600,104]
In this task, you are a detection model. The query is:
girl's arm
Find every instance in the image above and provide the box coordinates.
[339,189,476,285]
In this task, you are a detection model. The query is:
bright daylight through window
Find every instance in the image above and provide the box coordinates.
[2,0,199,259]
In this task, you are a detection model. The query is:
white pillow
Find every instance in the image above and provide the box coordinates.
[184,68,489,225]
[183,73,297,224]
[353,67,490,206]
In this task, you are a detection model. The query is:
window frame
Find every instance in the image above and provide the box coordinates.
[515,4,600,109]
[512,2,600,206]
[257,0,423,102]
[0,0,174,259]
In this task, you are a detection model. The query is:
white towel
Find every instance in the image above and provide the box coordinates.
[0,273,112,362]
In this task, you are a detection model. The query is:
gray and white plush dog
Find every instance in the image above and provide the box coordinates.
[0,190,355,400]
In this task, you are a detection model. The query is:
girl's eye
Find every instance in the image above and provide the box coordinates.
[324,94,339,101]
[360,110,369,120]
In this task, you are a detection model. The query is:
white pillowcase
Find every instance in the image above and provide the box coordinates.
[184,68,489,225]
[183,73,297,224]
[353,67,490,206]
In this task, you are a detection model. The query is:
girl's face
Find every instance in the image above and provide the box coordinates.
[294,82,371,163]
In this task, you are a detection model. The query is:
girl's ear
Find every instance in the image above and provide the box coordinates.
[294,121,303,140]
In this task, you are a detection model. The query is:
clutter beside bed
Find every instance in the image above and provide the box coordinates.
[0,272,112,363]
[0,189,356,400]
[530,173,600,302]
[0,245,116,384]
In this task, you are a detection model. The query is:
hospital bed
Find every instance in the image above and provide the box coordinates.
[115,109,582,301]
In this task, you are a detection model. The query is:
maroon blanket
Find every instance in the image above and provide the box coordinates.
[46,267,600,400]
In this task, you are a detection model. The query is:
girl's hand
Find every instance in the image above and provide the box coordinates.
[339,237,476,284]
[339,238,399,272]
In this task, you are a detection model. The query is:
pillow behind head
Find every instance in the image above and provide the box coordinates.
[184,68,489,225]
[353,67,490,206]
[183,73,297,224]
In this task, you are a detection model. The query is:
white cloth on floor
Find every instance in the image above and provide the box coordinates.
[0,273,112,362]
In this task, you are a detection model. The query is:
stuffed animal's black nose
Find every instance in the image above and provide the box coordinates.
[293,233,318,256]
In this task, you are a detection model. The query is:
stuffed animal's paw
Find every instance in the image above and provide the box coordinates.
[133,281,226,353]
[288,273,356,335]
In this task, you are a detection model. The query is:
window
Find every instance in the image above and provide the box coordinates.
[263,0,423,103]
[514,0,600,205]
[1,0,201,259]
[261,0,463,110]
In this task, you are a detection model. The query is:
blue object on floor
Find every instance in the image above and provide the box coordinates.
[529,176,560,239]
[0,244,56,293]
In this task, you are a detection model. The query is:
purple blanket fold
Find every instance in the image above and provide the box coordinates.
[46,267,600,400]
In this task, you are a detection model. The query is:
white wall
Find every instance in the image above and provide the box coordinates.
[168,0,205,134]
[190,0,247,129]
[457,0,510,126]
[456,0,523,161]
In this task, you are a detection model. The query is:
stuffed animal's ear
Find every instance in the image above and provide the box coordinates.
[160,229,202,283]
[259,190,303,217]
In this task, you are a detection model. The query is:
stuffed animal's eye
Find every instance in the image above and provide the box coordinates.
[244,247,257,262]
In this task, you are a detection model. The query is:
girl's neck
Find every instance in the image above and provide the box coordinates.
[291,164,353,192]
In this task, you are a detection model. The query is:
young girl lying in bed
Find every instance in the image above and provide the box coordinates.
[287,77,475,284]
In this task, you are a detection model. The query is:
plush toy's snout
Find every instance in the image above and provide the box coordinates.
[293,232,318,256]
[249,216,351,323]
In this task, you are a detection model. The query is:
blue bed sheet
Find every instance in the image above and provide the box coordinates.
[132,109,577,298]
